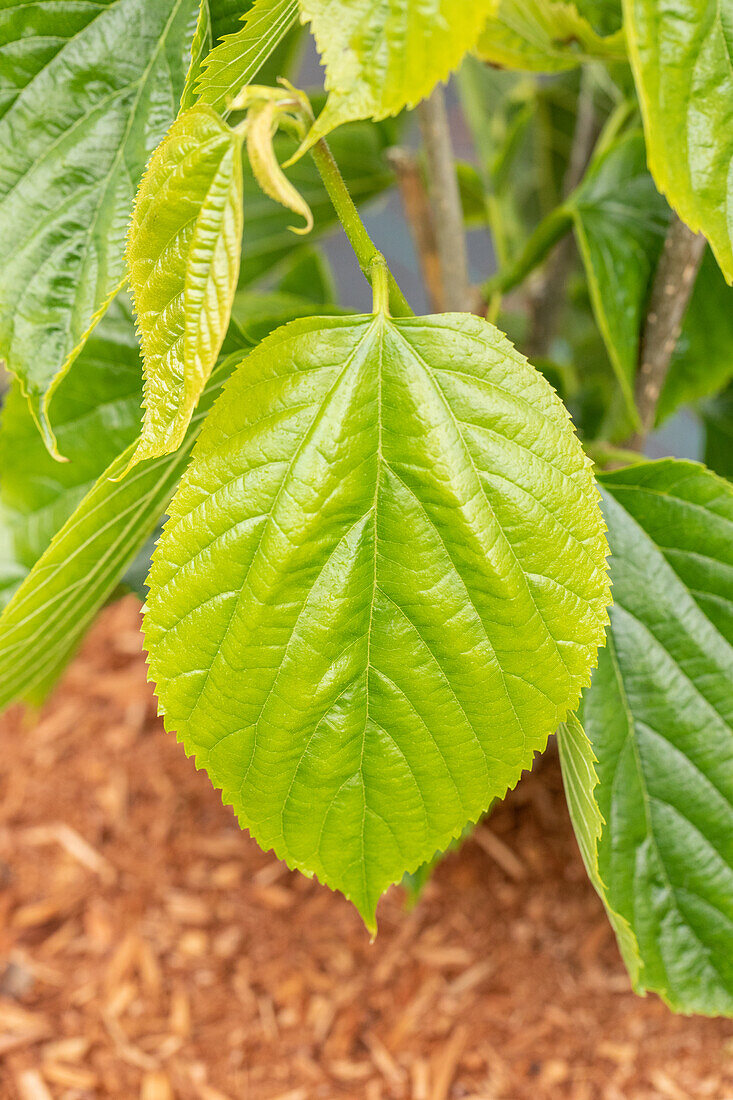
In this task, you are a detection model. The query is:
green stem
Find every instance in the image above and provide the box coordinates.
[309,139,413,317]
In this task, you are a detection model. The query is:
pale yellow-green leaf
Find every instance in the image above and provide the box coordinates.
[298,0,496,150]
[475,0,626,72]
[127,106,244,469]
[557,714,642,986]
[246,100,313,233]
[624,0,733,282]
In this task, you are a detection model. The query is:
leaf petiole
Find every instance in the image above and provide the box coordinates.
[308,137,413,317]
[370,254,390,315]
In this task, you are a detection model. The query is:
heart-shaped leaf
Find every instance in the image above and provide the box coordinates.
[145,311,610,928]
[127,105,244,469]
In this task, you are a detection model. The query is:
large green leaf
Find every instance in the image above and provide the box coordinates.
[0,354,236,711]
[196,0,299,111]
[567,131,669,422]
[657,250,733,424]
[298,0,494,150]
[624,0,733,282]
[145,311,610,928]
[0,0,200,454]
[239,116,396,285]
[579,459,733,1015]
[128,106,244,467]
[0,299,143,610]
[475,0,626,73]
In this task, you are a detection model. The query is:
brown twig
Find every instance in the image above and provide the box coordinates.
[387,148,445,312]
[627,215,706,449]
[418,87,471,312]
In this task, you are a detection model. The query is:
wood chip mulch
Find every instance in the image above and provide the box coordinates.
[0,597,731,1100]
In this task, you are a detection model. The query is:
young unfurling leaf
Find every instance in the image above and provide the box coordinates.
[127,106,244,469]
[246,100,314,233]
[196,0,300,112]
[144,312,611,929]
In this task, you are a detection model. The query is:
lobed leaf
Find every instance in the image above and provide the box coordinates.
[196,0,300,112]
[145,311,611,929]
[297,0,495,150]
[624,0,733,282]
[475,0,626,73]
[127,106,244,468]
[580,459,733,1015]
[0,0,200,454]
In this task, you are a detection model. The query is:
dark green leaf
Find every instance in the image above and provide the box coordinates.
[0,355,235,710]
[0,299,142,610]
[567,131,670,422]
[0,0,200,453]
[277,248,337,305]
[702,386,733,481]
[557,713,641,982]
[580,459,733,1014]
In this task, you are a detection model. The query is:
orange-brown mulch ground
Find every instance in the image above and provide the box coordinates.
[0,598,731,1100]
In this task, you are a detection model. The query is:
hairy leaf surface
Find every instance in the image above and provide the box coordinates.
[128,106,244,467]
[298,0,494,149]
[580,460,733,1014]
[0,300,143,610]
[0,355,235,711]
[196,0,300,111]
[475,0,626,73]
[624,0,733,281]
[0,0,199,453]
[145,312,610,928]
